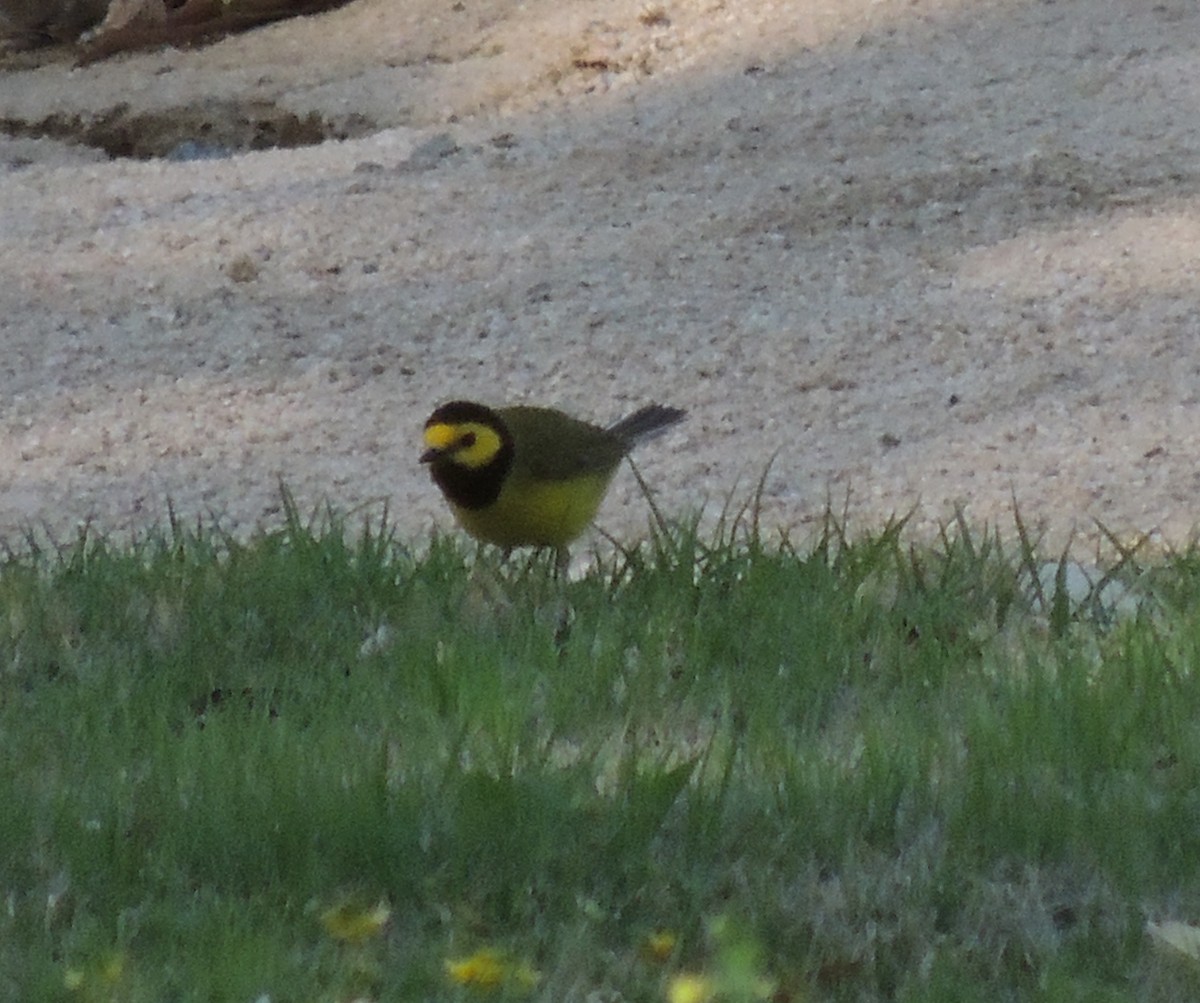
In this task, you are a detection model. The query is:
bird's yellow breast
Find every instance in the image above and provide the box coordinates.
[448,470,614,549]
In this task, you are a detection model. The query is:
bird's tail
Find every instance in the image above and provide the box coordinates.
[607,404,687,447]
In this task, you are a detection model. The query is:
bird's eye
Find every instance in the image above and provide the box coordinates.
[460,432,477,448]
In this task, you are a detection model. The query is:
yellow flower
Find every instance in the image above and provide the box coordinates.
[320,900,392,943]
[63,952,127,993]
[446,949,507,990]
[99,953,125,983]
[642,929,679,963]
[667,972,715,1003]
[445,948,540,992]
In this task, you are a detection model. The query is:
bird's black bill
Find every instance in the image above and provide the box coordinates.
[420,448,440,464]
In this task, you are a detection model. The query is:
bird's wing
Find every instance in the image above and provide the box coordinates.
[500,406,626,482]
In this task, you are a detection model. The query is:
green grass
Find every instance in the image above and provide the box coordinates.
[4,498,1200,1002]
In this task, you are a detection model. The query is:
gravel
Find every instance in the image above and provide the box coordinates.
[2,0,1199,555]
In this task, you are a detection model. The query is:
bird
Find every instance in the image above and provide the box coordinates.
[420,399,686,570]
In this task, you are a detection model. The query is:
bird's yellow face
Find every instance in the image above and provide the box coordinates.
[422,418,505,470]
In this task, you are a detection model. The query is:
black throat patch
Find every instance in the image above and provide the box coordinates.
[428,446,512,510]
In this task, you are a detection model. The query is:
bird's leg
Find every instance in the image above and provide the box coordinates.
[549,547,574,649]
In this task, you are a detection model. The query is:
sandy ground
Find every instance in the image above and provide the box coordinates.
[1,0,1199,557]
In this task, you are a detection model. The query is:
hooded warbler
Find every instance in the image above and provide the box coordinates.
[421,400,686,561]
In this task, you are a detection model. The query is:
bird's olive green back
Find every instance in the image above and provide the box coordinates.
[497,406,628,482]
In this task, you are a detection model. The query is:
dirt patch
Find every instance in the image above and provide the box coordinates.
[0,98,365,158]
[2,0,1200,556]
